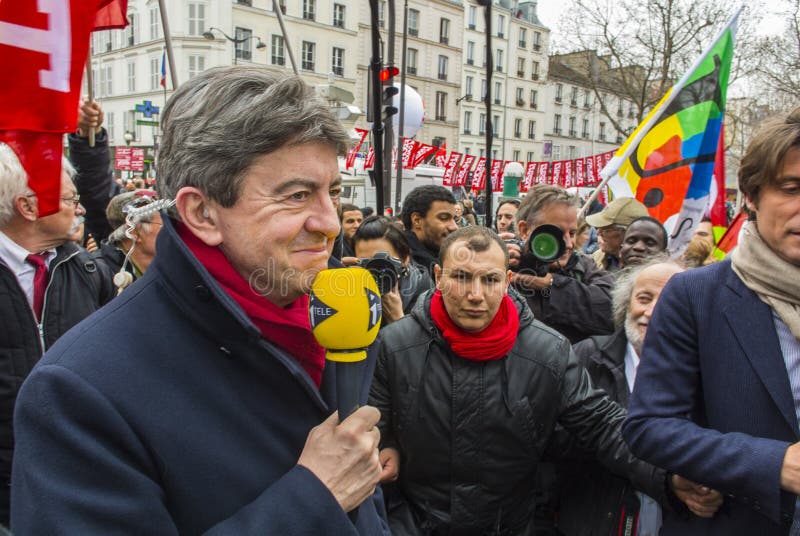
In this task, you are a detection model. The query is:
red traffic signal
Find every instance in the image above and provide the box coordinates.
[379,67,400,82]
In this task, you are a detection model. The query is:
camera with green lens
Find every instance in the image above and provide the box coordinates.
[518,224,567,277]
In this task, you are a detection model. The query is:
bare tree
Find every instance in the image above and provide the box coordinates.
[747,0,800,111]
[555,0,755,133]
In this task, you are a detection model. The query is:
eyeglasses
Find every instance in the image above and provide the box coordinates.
[61,195,81,209]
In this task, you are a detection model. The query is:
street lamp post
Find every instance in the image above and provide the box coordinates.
[203,27,266,65]
[123,131,134,182]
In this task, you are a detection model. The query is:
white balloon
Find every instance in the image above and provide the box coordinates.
[392,83,425,139]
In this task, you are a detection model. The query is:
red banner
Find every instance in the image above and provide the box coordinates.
[490,160,505,192]
[593,154,605,184]
[0,0,111,215]
[584,156,596,185]
[345,128,369,170]
[563,160,574,188]
[411,143,438,168]
[551,161,563,187]
[442,152,463,186]
[471,157,487,190]
[401,137,417,169]
[522,162,537,192]
[364,146,375,169]
[574,158,585,187]
[115,147,145,171]
[434,143,448,168]
[455,155,475,187]
[536,162,549,185]
[94,0,129,30]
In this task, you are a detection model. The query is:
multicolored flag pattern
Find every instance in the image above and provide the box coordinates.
[602,8,740,254]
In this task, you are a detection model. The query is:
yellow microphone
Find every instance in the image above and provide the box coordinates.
[309,267,382,421]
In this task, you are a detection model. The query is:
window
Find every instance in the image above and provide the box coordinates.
[481,79,486,99]
[150,57,159,90]
[331,47,344,76]
[617,97,624,117]
[271,35,285,65]
[188,3,205,36]
[496,14,505,37]
[100,65,112,97]
[599,122,606,141]
[408,9,419,36]
[479,113,486,135]
[529,89,538,108]
[496,49,503,72]
[514,118,522,138]
[513,150,520,161]
[553,114,562,135]
[333,3,345,28]
[555,84,563,102]
[466,41,475,65]
[494,81,501,104]
[301,41,315,71]
[435,92,447,121]
[188,55,205,79]
[464,111,472,134]
[149,5,160,40]
[468,6,476,29]
[531,60,540,80]
[465,147,471,155]
[440,18,450,44]
[303,0,315,21]
[568,145,577,160]
[518,28,527,48]
[516,57,525,78]
[235,27,253,61]
[479,148,485,158]
[515,87,523,105]
[90,68,97,96]
[126,61,135,93]
[569,116,576,137]
[126,13,138,46]
[533,31,541,51]
[527,151,534,162]
[106,111,115,140]
[465,76,473,96]
[438,55,448,81]
[528,120,536,139]
[492,115,500,137]
[407,48,418,74]
[582,119,589,138]
[553,144,561,159]
[570,86,578,106]
[236,0,252,5]
[584,90,591,108]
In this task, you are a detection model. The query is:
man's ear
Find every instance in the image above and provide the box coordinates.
[516,219,529,241]
[744,195,757,215]
[505,269,513,289]
[174,187,223,246]
[411,212,423,230]
[434,263,442,288]
[15,194,38,222]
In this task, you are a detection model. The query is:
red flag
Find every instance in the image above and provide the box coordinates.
[442,152,462,186]
[411,143,438,168]
[472,157,487,190]
[584,156,595,185]
[345,128,369,170]
[574,158,586,187]
[522,162,537,192]
[563,160,574,188]
[592,154,604,184]
[434,142,448,167]
[364,146,375,169]
[455,155,476,186]
[401,137,417,169]
[714,211,747,258]
[551,161,563,187]
[0,0,110,215]
[490,160,504,191]
[94,0,129,30]
[536,162,549,185]
[709,124,727,227]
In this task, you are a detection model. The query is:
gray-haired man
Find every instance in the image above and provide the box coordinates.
[12,67,389,534]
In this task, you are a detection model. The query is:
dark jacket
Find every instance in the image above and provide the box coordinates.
[68,129,115,243]
[11,217,390,535]
[0,241,114,524]
[557,330,671,536]
[370,290,664,535]
[624,260,797,535]
[515,251,615,344]
[398,261,434,314]
[404,230,438,280]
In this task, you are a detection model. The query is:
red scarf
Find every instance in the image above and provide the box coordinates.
[429,289,519,361]
[177,224,326,386]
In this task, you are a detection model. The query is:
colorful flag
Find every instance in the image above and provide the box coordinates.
[522,162,537,192]
[563,160,574,188]
[574,158,586,187]
[551,161,563,187]
[713,211,746,259]
[364,146,375,169]
[411,143,438,168]
[160,50,167,88]
[490,160,504,191]
[0,0,120,215]
[536,162,549,185]
[400,137,417,169]
[601,9,740,254]
[434,142,448,167]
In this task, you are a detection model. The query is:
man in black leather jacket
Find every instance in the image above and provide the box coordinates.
[0,145,115,525]
[371,226,720,535]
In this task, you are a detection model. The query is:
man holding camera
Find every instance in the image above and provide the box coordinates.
[510,185,615,344]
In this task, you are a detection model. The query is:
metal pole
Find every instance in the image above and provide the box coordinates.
[157,0,178,90]
[368,0,385,214]
[272,0,298,75]
[394,0,409,212]
[382,0,396,211]
[479,1,493,229]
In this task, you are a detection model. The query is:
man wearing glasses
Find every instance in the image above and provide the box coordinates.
[0,145,115,525]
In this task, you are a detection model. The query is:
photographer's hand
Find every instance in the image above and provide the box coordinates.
[511,272,553,291]
[381,284,404,325]
[499,232,522,269]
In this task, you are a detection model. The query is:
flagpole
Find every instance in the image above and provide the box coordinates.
[157,0,178,90]
[85,55,95,148]
[579,5,743,217]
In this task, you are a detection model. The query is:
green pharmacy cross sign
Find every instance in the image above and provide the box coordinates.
[134,100,160,127]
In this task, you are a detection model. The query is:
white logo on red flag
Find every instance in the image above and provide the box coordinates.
[472,157,487,190]
[523,162,537,192]
[442,152,462,186]
[536,162,549,185]
[551,161,563,187]
[401,137,417,169]
[574,158,585,187]
[490,160,504,192]
[411,143,437,168]
[455,155,475,186]
[563,160,574,188]
[364,146,375,169]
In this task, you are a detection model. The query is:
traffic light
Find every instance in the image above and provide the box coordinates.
[380,67,399,120]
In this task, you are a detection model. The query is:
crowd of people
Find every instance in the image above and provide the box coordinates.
[0,67,798,535]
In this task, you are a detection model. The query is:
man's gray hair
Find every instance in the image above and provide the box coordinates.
[156,66,351,210]
[515,185,580,227]
[0,144,31,227]
[611,256,682,327]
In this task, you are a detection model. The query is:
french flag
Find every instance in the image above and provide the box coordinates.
[160,51,166,88]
